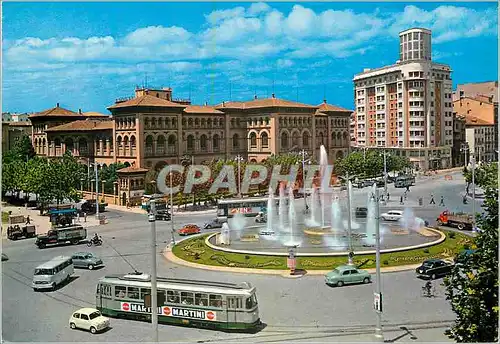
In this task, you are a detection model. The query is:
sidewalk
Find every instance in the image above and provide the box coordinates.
[1,204,100,238]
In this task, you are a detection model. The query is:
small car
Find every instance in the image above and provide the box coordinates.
[71,252,104,270]
[69,308,110,334]
[178,224,201,236]
[416,259,454,279]
[380,210,404,221]
[204,219,224,229]
[155,210,171,221]
[355,207,368,219]
[1,253,8,261]
[325,265,371,287]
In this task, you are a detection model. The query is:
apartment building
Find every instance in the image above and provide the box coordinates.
[353,28,454,170]
[465,116,496,163]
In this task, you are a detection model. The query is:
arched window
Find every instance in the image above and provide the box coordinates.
[232,133,239,149]
[116,136,122,156]
[157,135,165,155]
[195,118,200,127]
[213,134,220,151]
[281,131,289,149]
[168,135,176,154]
[302,131,309,148]
[151,118,157,128]
[343,132,348,145]
[157,118,163,129]
[201,119,206,128]
[144,117,150,129]
[42,138,46,154]
[79,138,88,155]
[249,132,257,148]
[55,138,61,155]
[261,132,269,148]
[292,131,300,147]
[318,132,324,145]
[130,135,136,155]
[145,135,153,156]
[123,136,129,156]
[200,134,208,151]
[188,118,193,127]
[187,135,195,152]
[65,138,74,154]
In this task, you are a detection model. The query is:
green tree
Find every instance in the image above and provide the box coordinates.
[99,163,126,194]
[444,162,498,342]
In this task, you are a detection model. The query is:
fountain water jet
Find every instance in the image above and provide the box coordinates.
[260,186,276,236]
[283,187,301,247]
[319,145,329,228]
[278,183,287,233]
[364,184,377,246]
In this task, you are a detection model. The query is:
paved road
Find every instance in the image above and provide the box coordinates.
[2,173,475,342]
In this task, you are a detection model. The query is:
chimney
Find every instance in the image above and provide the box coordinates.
[323,99,327,104]
[254,95,258,99]
[489,96,493,103]
[271,93,275,98]
[205,101,208,106]
[78,109,82,114]
[222,101,225,107]
[56,102,60,107]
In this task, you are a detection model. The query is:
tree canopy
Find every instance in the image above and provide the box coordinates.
[444,162,498,342]
[334,150,411,178]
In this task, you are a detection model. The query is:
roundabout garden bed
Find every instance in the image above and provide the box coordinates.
[171,230,473,270]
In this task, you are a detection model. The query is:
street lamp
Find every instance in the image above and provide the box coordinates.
[235,155,244,198]
[470,157,477,232]
[147,200,159,342]
[370,188,383,341]
[383,150,388,198]
[169,171,176,246]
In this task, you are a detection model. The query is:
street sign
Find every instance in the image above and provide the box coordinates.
[374,292,382,313]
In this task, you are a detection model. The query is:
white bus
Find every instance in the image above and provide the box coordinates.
[32,256,74,291]
[216,196,273,221]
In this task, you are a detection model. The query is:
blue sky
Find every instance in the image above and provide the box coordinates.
[2,2,498,114]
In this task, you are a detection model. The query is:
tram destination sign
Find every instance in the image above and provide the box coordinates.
[120,302,217,321]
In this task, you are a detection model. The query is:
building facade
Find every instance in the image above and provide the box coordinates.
[452,113,466,167]
[353,27,454,170]
[465,117,496,163]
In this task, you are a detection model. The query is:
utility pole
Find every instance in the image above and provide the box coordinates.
[95,163,100,221]
[170,171,176,245]
[471,157,476,232]
[346,172,353,265]
[374,187,383,341]
[148,200,158,342]
[383,151,388,197]
[191,155,195,207]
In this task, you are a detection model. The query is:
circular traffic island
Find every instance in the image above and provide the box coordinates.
[170,229,473,272]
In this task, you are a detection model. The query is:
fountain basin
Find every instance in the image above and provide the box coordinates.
[303,227,344,236]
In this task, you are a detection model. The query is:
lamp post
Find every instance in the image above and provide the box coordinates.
[471,157,477,232]
[169,171,176,246]
[101,180,106,201]
[94,164,100,221]
[113,181,118,205]
[191,155,195,206]
[346,172,353,265]
[147,200,158,342]
[80,178,85,192]
[383,151,388,198]
[235,155,244,198]
[371,188,383,341]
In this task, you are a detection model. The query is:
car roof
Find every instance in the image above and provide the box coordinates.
[73,252,93,255]
[335,265,357,271]
[389,210,403,214]
[74,308,99,315]
[424,258,442,263]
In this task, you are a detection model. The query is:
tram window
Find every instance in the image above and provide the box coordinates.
[209,294,222,308]
[101,284,111,297]
[180,292,194,305]
[96,284,101,294]
[115,286,126,298]
[195,293,208,306]
[127,287,140,299]
[140,288,151,300]
[167,290,180,303]
[246,294,258,309]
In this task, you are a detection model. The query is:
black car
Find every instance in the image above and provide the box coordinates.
[416,259,454,279]
[155,210,171,221]
[355,207,368,218]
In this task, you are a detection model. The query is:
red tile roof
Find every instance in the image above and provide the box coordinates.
[83,111,108,117]
[182,105,224,114]
[8,121,32,127]
[316,101,352,113]
[29,105,79,118]
[215,97,317,110]
[45,119,113,132]
[108,94,186,110]
[117,166,149,173]
[465,115,493,126]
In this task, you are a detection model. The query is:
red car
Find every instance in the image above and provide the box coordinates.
[178,224,201,236]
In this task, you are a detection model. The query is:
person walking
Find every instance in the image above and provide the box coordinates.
[429,194,435,205]
[84,212,87,223]
[400,195,404,205]
[387,193,390,201]
[406,185,410,192]
[26,215,30,224]
[404,191,408,200]
[439,196,445,206]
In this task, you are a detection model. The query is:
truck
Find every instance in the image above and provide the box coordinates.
[78,199,107,215]
[6,215,36,240]
[35,225,87,249]
[436,210,473,230]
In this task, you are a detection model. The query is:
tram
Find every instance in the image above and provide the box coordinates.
[95,273,261,331]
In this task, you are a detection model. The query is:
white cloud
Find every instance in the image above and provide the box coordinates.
[205,7,246,25]
[277,59,294,68]
[284,5,317,37]
[248,2,271,15]
[124,26,191,46]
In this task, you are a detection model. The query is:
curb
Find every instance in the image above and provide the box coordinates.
[163,246,422,276]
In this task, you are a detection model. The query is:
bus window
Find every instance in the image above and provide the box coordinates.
[209,294,222,308]
[140,288,151,300]
[115,286,126,298]
[195,293,208,306]
[180,292,194,305]
[167,290,179,303]
[34,268,53,275]
[127,287,140,299]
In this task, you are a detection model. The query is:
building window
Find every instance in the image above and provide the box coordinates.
[249,132,257,148]
[261,132,269,148]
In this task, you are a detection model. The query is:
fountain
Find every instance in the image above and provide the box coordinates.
[306,187,318,227]
[322,197,345,251]
[219,222,231,245]
[283,187,301,247]
[260,186,276,236]
[229,212,246,240]
[364,184,377,246]
[278,183,286,233]
[319,145,329,228]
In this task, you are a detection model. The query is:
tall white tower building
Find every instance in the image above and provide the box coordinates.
[352,28,454,170]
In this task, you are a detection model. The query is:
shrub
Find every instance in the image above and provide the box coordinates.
[423,248,430,253]
[383,260,389,265]
[448,232,456,239]
[245,255,250,260]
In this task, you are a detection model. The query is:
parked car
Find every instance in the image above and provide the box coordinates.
[355,207,368,219]
[415,259,454,279]
[69,308,110,334]
[380,210,404,221]
[178,224,201,236]
[155,210,171,221]
[71,252,104,270]
[325,265,371,287]
[2,253,8,261]
[204,218,224,229]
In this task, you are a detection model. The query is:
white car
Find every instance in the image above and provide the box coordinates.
[381,210,404,221]
[69,308,110,334]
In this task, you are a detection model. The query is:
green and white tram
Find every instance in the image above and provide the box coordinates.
[96,273,261,331]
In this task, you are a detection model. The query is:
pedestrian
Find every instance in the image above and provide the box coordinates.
[84,212,87,223]
[387,193,390,201]
[439,196,445,206]
[400,195,404,205]
[462,195,468,204]
[429,194,435,205]
[76,212,80,222]
[404,191,408,200]
[26,215,30,224]
[406,185,410,192]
